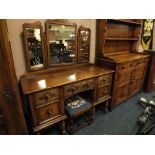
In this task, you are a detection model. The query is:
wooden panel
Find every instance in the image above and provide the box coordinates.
[115,83,130,104]
[130,78,143,94]
[104,40,132,54]
[131,69,145,80]
[118,73,131,86]
[0,20,27,134]
[106,23,139,38]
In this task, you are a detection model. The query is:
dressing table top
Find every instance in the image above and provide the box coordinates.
[20,64,114,94]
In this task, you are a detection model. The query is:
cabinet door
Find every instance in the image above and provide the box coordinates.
[115,83,130,104]
[130,67,146,94]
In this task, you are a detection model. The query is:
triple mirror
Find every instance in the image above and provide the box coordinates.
[46,20,77,66]
[23,22,45,71]
[22,20,90,72]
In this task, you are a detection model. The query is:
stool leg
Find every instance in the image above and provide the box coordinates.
[60,120,66,135]
[105,100,109,112]
[69,117,74,134]
[92,107,95,120]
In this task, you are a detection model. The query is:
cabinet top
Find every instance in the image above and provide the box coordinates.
[20,64,114,94]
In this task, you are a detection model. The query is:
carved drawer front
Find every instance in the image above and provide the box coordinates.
[98,74,112,86]
[64,79,94,97]
[33,88,60,107]
[36,102,60,124]
[118,61,134,75]
[97,85,111,99]
[118,73,131,86]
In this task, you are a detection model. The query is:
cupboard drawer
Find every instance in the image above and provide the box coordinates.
[36,102,60,124]
[118,61,134,75]
[97,85,111,99]
[119,61,135,70]
[135,58,148,66]
[33,88,60,107]
[64,79,94,97]
[98,74,112,86]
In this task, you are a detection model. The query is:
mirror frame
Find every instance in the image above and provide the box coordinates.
[23,22,46,72]
[77,26,91,64]
[45,19,77,67]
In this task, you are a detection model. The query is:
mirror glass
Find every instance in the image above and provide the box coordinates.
[25,28,44,69]
[78,27,90,63]
[48,24,76,65]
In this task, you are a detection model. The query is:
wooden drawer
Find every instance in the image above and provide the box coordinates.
[118,61,135,75]
[97,85,111,99]
[98,74,112,86]
[33,88,60,107]
[64,79,94,98]
[135,58,148,65]
[36,102,61,124]
[118,72,131,86]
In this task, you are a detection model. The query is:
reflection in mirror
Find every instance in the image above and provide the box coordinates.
[23,22,45,71]
[78,26,91,64]
[46,20,77,66]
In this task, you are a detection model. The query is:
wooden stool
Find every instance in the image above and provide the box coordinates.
[65,99,93,134]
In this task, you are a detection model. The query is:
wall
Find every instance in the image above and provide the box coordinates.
[7,19,96,80]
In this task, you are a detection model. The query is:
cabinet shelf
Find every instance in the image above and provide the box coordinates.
[108,19,142,25]
[105,37,139,41]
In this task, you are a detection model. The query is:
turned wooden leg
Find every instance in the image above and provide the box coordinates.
[69,117,74,134]
[108,99,113,112]
[92,107,95,120]
[60,120,66,135]
[105,100,109,112]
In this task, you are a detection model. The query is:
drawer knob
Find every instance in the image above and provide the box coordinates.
[47,109,53,115]
[45,94,50,99]
[83,83,89,88]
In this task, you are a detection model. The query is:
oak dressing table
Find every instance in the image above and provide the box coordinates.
[20,64,114,134]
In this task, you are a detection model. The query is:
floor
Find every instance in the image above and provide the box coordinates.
[42,91,155,135]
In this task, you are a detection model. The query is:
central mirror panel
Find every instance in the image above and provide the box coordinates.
[46,20,77,66]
